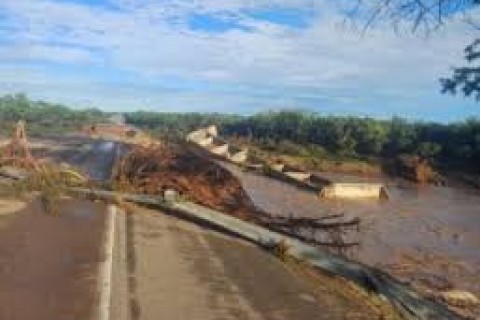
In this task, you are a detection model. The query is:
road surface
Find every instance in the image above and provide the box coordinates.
[0,199,106,320]
[112,206,388,320]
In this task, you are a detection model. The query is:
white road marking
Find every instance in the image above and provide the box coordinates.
[98,204,117,320]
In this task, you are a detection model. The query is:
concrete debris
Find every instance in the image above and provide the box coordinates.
[229,149,248,164]
[284,171,312,182]
[320,183,389,200]
[439,290,479,307]
[186,125,390,201]
[209,143,229,156]
[270,163,285,172]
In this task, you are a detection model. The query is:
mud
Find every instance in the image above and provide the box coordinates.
[221,163,480,313]
[0,198,106,320]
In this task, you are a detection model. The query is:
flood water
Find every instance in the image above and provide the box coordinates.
[222,163,480,297]
[64,140,120,180]
[31,137,122,181]
[0,199,106,320]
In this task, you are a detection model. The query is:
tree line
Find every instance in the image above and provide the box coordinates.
[128,110,480,171]
[0,93,106,135]
[1,94,478,171]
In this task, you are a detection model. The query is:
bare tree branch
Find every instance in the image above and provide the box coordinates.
[344,0,480,102]
[348,0,479,34]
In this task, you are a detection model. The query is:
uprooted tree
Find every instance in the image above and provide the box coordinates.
[112,143,361,253]
[1,120,38,170]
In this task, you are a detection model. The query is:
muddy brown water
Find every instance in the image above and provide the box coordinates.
[0,199,106,320]
[30,137,123,181]
[222,163,480,300]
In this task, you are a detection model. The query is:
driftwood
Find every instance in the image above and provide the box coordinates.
[257,214,360,250]
[260,215,360,229]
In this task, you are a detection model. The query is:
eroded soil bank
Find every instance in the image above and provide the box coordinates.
[0,198,106,320]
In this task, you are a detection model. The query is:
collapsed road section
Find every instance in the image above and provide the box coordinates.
[116,203,390,320]
[186,125,389,200]
[71,186,458,320]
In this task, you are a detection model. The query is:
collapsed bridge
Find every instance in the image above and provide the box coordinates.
[186,125,389,200]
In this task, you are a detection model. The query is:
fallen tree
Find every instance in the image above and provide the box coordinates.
[112,143,360,250]
[257,214,360,252]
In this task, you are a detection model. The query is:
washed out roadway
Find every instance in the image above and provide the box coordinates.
[0,138,392,319]
[114,206,385,320]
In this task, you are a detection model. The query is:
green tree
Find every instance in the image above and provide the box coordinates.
[441,39,480,100]
[417,142,442,159]
[386,117,417,154]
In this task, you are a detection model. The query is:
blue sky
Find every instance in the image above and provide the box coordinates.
[0,0,479,122]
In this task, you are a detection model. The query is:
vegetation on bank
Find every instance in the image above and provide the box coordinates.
[124,110,242,139]
[0,93,106,136]
[127,110,480,173]
[1,94,479,174]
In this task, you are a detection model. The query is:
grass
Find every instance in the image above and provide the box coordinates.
[233,138,382,175]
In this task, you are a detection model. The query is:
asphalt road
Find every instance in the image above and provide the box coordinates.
[0,199,106,320]
[114,206,385,320]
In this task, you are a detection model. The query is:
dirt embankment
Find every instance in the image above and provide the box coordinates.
[114,142,255,220]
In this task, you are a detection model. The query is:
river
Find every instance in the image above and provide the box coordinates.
[222,163,480,299]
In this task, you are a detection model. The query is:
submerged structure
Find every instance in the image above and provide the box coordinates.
[186,125,249,164]
[320,183,389,199]
[186,125,389,200]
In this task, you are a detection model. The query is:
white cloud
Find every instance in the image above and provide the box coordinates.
[0,0,478,120]
[0,44,96,64]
